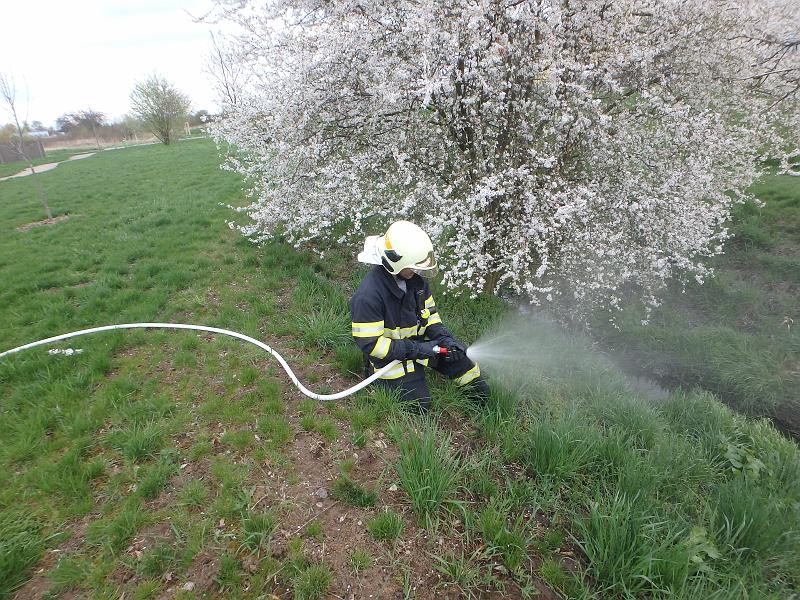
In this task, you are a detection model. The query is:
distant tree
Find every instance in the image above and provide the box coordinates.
[129,74,190,145]
[0,73,52,219]
[55,113,76,134]
[55,109,106,147]
[189,109,209,126]
[30,120,45,131]
[0,122,16,145]
[117,114,143,141]
[81,109,104,148]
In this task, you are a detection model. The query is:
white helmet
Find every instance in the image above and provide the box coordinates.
[357,221,437,275]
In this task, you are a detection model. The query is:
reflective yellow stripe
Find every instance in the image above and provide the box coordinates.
[378,360,415,380]
[383,326,419,340]
[427,313,442,326]
[417,324,428,337]
[424,295,436,309]
[352,320,385,338]
[416,358,430,367]
[456,364,480,386]
[370,337,391,359]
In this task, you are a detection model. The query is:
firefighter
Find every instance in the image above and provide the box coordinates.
[350,220,490,413]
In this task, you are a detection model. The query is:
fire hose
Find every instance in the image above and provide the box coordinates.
[0,323,401,401]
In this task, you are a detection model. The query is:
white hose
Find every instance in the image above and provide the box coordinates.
[0,323,398,401]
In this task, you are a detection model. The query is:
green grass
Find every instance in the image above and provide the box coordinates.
[593,173,800,430]
[0,140,291,597]
[347,547,373,575]
[1,139,798,599]
[293,563,332,599]
[85,502,150,555]
[177,480,208,510]
[537,558,576,596]
[431,548,494,599]
[48,554,94,592]
[0,147,94,178]
[216,553,243,591]
[0,511,43,599]
[395,421,463,526]
[331,475,377,507]
[367,509,404,544]
[136,543,179,578]
[239,510,278,553]
[477,503,530,572]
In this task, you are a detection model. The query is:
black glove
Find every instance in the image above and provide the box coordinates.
[438,336,466,353]
[406,340,439,359]
[442,345,466,363]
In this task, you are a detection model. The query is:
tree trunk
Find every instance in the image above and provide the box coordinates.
[483,271,500,295]
[28,164,53,219]
[91,122,100,150]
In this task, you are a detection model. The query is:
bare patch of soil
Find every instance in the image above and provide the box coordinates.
[11,562,55,600]
[156,551,219,599]
[15,214,71,232]
[11,511,103,600]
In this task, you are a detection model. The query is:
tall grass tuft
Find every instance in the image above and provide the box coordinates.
[574,493,690,597]
[106,423,164,462]
[296,307,350,352]
[48,554,93,591]
[395,421,462,526]
[0,511,44,599]
[478,503,529,572]
[367,509,404,543]
[431,548,494,599]
[519,416,596,481]
[293,563,332,600]
[239,510,278,554]
[712,478,795,562]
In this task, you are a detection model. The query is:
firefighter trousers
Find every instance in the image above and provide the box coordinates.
[376,354,489,414]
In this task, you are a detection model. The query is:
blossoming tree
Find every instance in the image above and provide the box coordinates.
[209,0,798,316]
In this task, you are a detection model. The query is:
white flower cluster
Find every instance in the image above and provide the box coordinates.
[208,0,799,318]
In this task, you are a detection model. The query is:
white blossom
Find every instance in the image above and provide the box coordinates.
[208,0,799,318]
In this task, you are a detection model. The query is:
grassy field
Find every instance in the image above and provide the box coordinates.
[0,148,99,179]
[1,140,798,599]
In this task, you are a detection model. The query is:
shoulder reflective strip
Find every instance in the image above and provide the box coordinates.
[378,360,415,380]
[455,364,481,386]
[370,337,391,359]
[427,313,442,326]
[424,296,436,309]
[352,321,385,337]
[383,326,419,340]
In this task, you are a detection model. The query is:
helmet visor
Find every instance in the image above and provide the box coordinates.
[413,250,437,270]
[412,266,439,278]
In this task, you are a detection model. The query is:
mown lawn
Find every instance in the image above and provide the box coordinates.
[1,140,798,599]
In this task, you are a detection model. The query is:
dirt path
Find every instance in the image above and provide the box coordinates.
[0,152,95,182]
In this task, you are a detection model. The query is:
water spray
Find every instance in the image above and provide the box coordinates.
[0,323,400,401]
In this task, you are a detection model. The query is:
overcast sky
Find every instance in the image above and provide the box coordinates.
[1,0,222,127]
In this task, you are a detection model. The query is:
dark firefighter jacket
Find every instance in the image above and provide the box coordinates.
[350,266,452,380]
